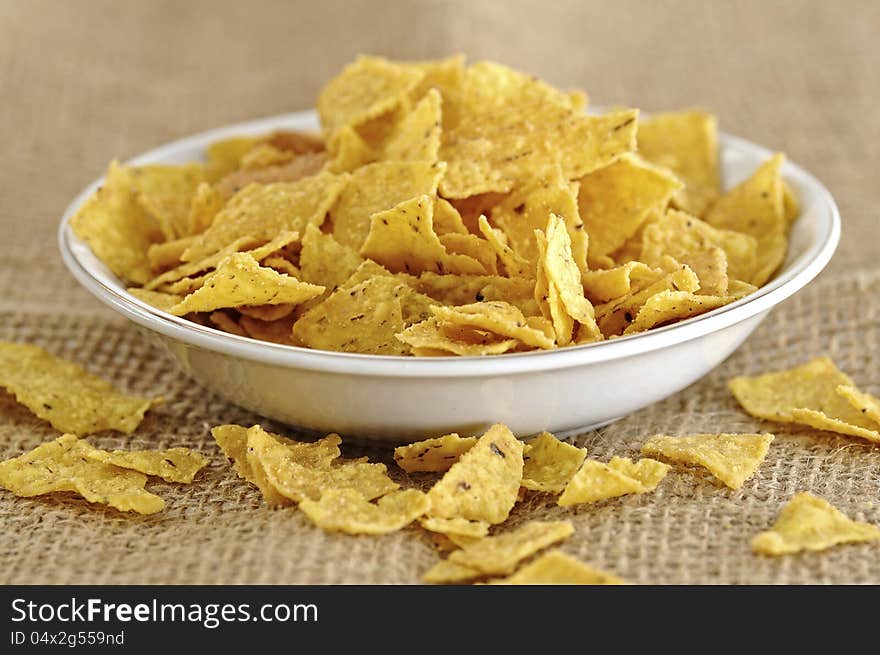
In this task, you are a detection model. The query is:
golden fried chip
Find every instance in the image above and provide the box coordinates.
[621,290,732,335]
[292,276,409,355]
[299,488,429,535]
[239,143,296,170]
[183,172,345,262]
[237,303,294,322]
[704,154,787,286]
[541,213,601,341]
[521,432,587,493]
[70,161,163,285]
[409,273,537,315]
[426,423,524,524]
[205,136,260,181]
[641,210,758,284]
[239,314,297,345]
[432,198,469,235]
[380,88,442,163]
[752,492,880,556]
[215,152,328,200]
[641,433,774,489]
[397,318,519,356]
[86,446,208,483]
[147,235,196,272]
[0,342,157,435]
[186,182,223,235]
[330,161,445,249]
[209,310,246,336]
[606,457,670,491]
[246,426,397,504]
[360,195,484,275]
[438,233,496,275]
[491,550,626,585]
[577,154,681,263]
[581,262,657,304]
[170,252,324,316]
[0,434,165,514]
[491,166,586,271]
[299,223,363,292]
[394,434,478,473]
[318,55,424,137]
[419,516,490,540]
[431,301,555,349]
[728,357,880,443]
[447,520,574,575]
[557,460,651,506]
[325,125,374,173]
[637,110,719,216]
[127,287,182,313]
[836,385,880,427]
[477,215,532,278]
[422,559,484,584]
[131,163,206,240]
[782,181,800,227]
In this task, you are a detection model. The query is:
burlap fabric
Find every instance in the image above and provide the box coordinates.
[1,0,878,584]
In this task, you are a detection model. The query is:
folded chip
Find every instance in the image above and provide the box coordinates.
[490,550,627,585]
[520,432,587,493]
[299,488,429,535]
[85,446,208,483]
[393,434,477,473]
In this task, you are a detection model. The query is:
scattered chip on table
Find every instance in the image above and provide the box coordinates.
[728,357,880,444]
[85,446,208,483]
[0,341,158,435]
[393,434,477,473]
[520,432,587,493]
[641,433,774,489]
[557,458,666,506]
[299,488,429,535]
[752,492,880,556]
[0,434,165,514]
[491,550,627,585]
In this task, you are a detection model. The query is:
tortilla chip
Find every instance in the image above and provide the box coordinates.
[752,492,880,556]
[492,549,627,585]
[394,434,478,473]
[477,215,532,278]
[728,357,880,443]
[431,302,555,349]
[577,154,681,263]
[85,446,208,483]
[239,314,298,345]
[581,262,657,304]
[170,253,324,315]
[205,136,259,180]
[620,289,734,335]
[521,432,587,493]
[704,154,787,286]
[70,161,163,285]
[558,459,655,506]
[0,342,157,435]
[641,433,774,489]
[325,126,374,173]
[131,163,206,241]
[606,457,670,491]
[419,516,490,541]
[637,110,720,216]
[426,423,524,524]
[836,385,880,427]
[422,559,485,584]
[397,318,520,356]
[330,161,445,250]
[0,434,165,514]
[380,88,442,163]
[215,152,329,199]
[299,223,363,293]
[127,288,182,313]
[432,198,469,235]
[299,488,429,535]
[147,235,197,272]
[438,233,497,275]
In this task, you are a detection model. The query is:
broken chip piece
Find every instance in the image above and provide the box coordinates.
[298,488,429,535]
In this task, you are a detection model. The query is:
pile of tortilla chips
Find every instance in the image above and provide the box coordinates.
[71,54,799,355]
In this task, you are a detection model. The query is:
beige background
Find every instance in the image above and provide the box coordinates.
[1,0,879,584]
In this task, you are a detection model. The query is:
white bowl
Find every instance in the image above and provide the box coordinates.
[58,110,840,443]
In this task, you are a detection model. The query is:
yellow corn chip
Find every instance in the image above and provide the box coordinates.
[209,310,245,336]
[641,209,758,284]
[239,314,297,345]
[422,559,485,584]
[247,427,397,505]
[127,288,182,313]
[292,276,409,355]
[318,55,425,137]
[0,342,157,435]
[131,163,206,241]
[408,273,537,315]
[637,110,720,216]
[578,154,682,263]
[147,235,196,272]
[836,385,880,427]
[419,516,490,540]
[205,136,260,181]
[397,318,519,356]
[325,125,374,173]
[753,492,880,556]
[170,253,324,316]
[85,446,208,484]
[426,423,524,524]
[492,550,627,585]
[186,182,223,235]
[606,456,670,491]
[521,432,587,493]
[438,233,497,275]
[704,154,787,286]
[299,223,363,292]
[621,290,733,335]
[330,161,445,250]
[581,262,657,304]
[541,213,601,341]
[446,520,574,575]
[782,181,800,227]
[361,195,484,275]
[183,172,346,262]
[299,488,429,535]
[558,459,651,506]
[215,152,328,200]
[262,255,300,278]
[0,434,165,514]
[477,215,532,278]
[431,302,555,349]
[380,88,442,163]
[394,434,478,473]
[239,143,296,170]
[491,167,586,271]
[237,303,294,322]
[70,161,163,285]
[641,433,774,489]
[729,357,880,443]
